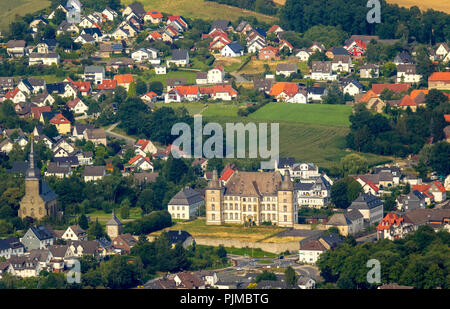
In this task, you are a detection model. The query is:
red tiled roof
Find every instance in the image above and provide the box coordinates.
[410,89,429,99]
[50,113,70,125]
[399,95,417,107]
[377,213,404,231]
[72,81,91,92]
[149,32,162,39]
[66,98,82,109]
[143,91,157,98]
[174,86,200,96]
[279,40,293,50]
[372,83,410,94]
[267,25,282,33]
[114,74,133,84]
[433,181,446,193]
[5,88,20,99]
[219,167,235,181]
[129,155,150,165]
[269,82,298,97]
[31,106,51,120]
[146,11,163,18]
[97,79,117,90]
[428,72,450,82]
[444,114,450,123]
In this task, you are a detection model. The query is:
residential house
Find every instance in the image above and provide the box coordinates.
[167,230,194,249]
[376,213,407,240]
[20,226,55,250]
[360,64,380,79]
[341,79,364,96]
[413,181,447,203]
[168,187,204,220]
[298,240,327,264]
[112,233,137,254]
[311,61,336,81]
[259,46,280,61]
[221,42,244,57]
[29,53,60,66]
[269,82,305,103]
[135,139,158,156]
[247,38,266,54]
[44,162,72,178]
[394,51,414,65]
[49,114,71,135]
[5,88,27,103]
[397,64,422,83]
[294,176,332,209]
[167,49,189,67]
[127,155,154,172]
[155,65,167,75]
[141,91,158,103]
[306,86,327,102]
[331,55,352,73]
[66,98,88,115]
[144,11,163,23]
[347,193,384,225]
[84,66,105,84]
[83,128,107,146]
[327,210,364,236]
[83,166,106,182]
[275,63,298,78]
[295,49,310,62]
[396,190,426,212]
[428,72,450,90]
[6,40,26,58]
[114,74,133,91]
[207,66,225,84]
[0,237,24,259]
[0,77,15,92]
[61,225,87,241]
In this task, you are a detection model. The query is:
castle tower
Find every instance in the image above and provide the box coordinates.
[106,209,122,240]
[19,141,58,220]
[205,170,224,225]
[277,170,296,227]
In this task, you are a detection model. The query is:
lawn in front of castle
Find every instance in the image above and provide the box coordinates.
[150,218,288,242]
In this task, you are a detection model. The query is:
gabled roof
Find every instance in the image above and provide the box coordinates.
[224,42,244,53]
[30,226,54,241]
[114,74,133,84]
[428,72,450,82]
[168,187,203,206]
[269,82,298,97]
[171,49,189,61]
[50,113,70,125]
[371,83,410,94]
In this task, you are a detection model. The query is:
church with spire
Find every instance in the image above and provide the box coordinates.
[205,169,297,227]
[18,141,58,220]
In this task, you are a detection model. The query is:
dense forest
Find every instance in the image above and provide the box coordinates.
[317,225,450,289]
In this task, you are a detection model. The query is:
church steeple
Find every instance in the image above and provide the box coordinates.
[26,141,38,179]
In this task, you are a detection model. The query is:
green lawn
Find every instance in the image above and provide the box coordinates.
[226,247,278,258]
[142,70,197,86]
[121,0,277,23]
[86,208,142,223]
[249,103,352,127]
[0,0,50,31]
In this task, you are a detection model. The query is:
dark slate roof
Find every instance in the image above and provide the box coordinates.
[128,2,146,17]
[171,49,189,61]
[46,162,71,174]
[84,66,105,74]
[277,157,296,168]
[226,42,244,53]
[210,20,231,32]
[254,28,266,37]
[31,226,54,241]
[235,20,249,32]
[340,78,364,90]
[320,233,343,249]
[331,47,349,55]
[349,193,383,210]
[167,230,193,244]
[395,51,414,64]
[83,166,105,177]
[294,182,314,191]
[46,82,66,94]
[7,161,39,175]
[307,86,326,95]
[53,156,79,166]
[81,28,102,37]
[168,187,204,206]
[40,180,58,202]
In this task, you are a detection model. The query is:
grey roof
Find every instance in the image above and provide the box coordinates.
[6,40,26,48]
[83,166,105,177]
[46,162,71,174]
[171,49,189,61]
[196,72,207,79]
[277,157,296,168]
[84,66,105,74]
[235,20,250,32]
[106,211,122,226]
[127,2,146,17]
[48,245,68,258]
[320,233,343,249]
[345,209,364,221]
[211,20,231,32]
[53,156,79,166]
[331,47,349,55]
[349,193,383,210]
[226,42,244,54]
[312,61,331,73]
[40,180,58,202]
[294,182,314,191]
[168,187,204,206]
[30,226,54,241]
[67,240,99,255]
[0,237,24,251]
[276,63,297,72]
[307,86,326,95]
[167,230,193,244]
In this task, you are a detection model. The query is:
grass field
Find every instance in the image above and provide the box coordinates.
[150,218,287,242]
[122,0,277,23]
[221,247,278,258]
[86,208,142,225]
[142,70,197,86]
[272,0,450,13]
[249,103,352,127]
[0,0,50,31]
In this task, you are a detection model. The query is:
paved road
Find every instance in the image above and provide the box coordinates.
[230,72,250,83]
[105,122,135,145]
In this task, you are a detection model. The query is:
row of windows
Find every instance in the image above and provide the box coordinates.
[212,213,290,222]
[169,206,187,211]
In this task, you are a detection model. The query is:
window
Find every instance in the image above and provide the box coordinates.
[243,205,246,212]
[284,215,287,222]
[211,205,215,211]
[212,214,215,221]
